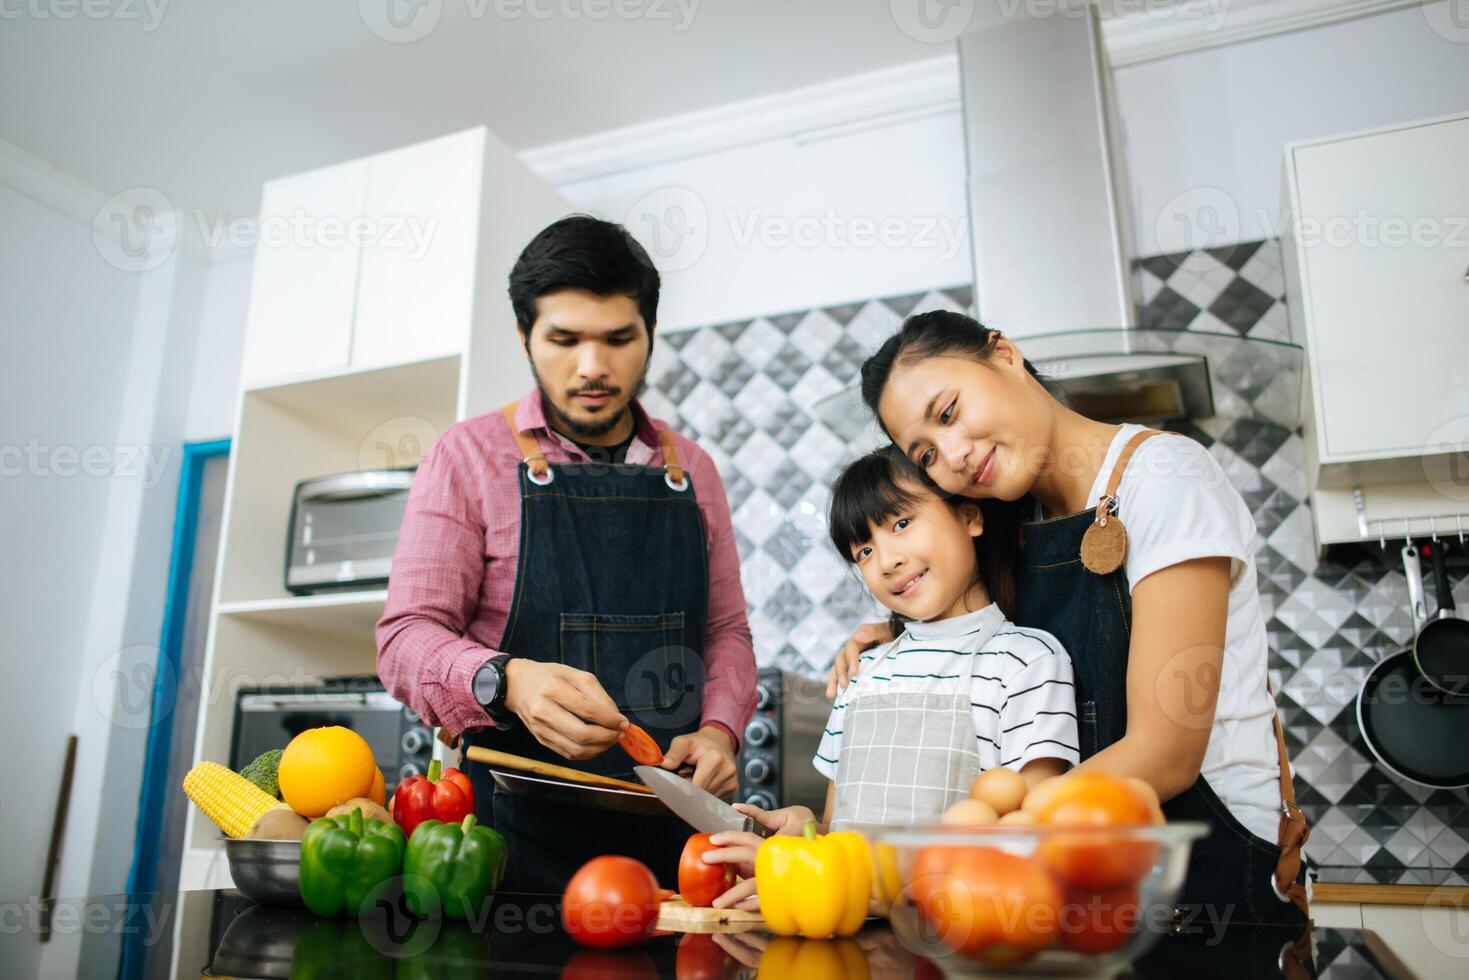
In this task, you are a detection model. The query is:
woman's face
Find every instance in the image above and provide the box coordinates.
[849,476,985,623]
[876,346,1053,500]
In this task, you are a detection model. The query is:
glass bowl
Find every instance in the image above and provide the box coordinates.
[862,821,1209,977]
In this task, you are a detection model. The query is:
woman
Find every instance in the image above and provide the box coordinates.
[828,311,1308,927]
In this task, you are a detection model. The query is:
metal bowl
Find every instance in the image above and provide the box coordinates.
[221,837,305,906]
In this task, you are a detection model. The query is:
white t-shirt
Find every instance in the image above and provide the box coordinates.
[815,604,1080,782]
[1086,424,1282,845]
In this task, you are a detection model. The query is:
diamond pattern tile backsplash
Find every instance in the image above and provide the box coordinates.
[645,238,1469,886]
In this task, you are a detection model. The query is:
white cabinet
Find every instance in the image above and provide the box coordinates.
[353,129,484,370]
[1282,113,1469,545]
[239,159,368,384]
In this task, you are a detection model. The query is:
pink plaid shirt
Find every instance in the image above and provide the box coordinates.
[376,388,757,746]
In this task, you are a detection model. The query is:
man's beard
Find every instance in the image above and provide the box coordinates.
[531,360,651,440]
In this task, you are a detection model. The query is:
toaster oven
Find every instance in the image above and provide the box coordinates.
[285,468,415,594]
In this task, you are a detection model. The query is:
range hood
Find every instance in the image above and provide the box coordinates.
[816,2,1302,444]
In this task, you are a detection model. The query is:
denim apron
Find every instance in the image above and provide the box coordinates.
[462,403,709,892]
[1015,430,1309,929]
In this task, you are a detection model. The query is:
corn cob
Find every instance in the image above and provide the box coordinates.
[183,761,282,838]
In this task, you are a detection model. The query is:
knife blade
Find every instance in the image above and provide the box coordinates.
[634,765,773,838]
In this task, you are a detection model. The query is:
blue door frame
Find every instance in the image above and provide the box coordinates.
[119,438,229,977]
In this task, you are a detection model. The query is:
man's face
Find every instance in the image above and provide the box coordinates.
[524,288,652,442]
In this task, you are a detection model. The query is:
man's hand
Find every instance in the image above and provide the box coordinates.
[826,621,893,699]
[503,659,627,761]
[661,726,738,798]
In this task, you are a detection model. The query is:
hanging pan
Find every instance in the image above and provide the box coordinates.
[1413,540,1469,697]
[1356,543,1469,790]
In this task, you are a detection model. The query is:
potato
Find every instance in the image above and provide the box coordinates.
[324,797,393,825]
[970,767,1028,816]
[246,805,310,840]
[997,809,1037,826]
[941,798,999,826]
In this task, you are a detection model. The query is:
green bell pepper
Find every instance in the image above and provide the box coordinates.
[299,807,406,917]
[402,813,508,920]
[287,920,395,980]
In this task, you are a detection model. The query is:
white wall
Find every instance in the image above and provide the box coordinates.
[555,109,972,332]
[183,253,252,442]
[1115,2,1469,255]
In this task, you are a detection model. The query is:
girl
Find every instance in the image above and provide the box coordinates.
[828,311,1309,926]
[702,446,1078,909]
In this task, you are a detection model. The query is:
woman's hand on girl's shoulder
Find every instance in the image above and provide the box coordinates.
[826,621,894,699]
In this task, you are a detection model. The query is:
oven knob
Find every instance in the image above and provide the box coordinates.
[744,791,777,810]
[743,758,771,784]
[744,718,775,748]
[404,708,420,724]
[398,762,423,782]
[755,682,774,711]
[400,727,430,755]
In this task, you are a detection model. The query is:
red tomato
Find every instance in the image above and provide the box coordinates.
[674,933,735,979]
[618,724,663,766]
[562,856,664,949]
[908,846,1061,961]
[1036,774,1158,890]
[678,833,735,908]
[1058,885,1140,955]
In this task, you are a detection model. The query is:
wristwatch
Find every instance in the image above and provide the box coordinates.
[472,653,513,722]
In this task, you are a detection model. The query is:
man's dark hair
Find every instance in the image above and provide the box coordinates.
[508,214,660,336]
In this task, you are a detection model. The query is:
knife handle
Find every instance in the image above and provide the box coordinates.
[742,816,775,839]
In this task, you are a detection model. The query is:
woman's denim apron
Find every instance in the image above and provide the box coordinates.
[463,404,709,892]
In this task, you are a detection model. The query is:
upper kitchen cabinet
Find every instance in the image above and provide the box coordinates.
[238,126,566,390]
[1282,113,1469,545]
[239,158,369,384]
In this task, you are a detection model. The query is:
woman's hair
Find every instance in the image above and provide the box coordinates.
[828,446,1023,632]
[859,310,1047,427]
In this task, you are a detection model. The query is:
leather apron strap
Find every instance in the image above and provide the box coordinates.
[1102,427,1310,919]
[500,401,685,484]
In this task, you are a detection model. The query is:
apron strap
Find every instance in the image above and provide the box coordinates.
[500,403,551,480]
[1096,428,1165,519]
[1267,673,1312,920]
[501,400,688,485]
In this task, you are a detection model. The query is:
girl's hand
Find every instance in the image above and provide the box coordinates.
[701,830,764,880]
[826,621,893,698]
[731,802,817,836]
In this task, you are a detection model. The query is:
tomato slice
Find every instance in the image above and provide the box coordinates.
[618,724,664,766]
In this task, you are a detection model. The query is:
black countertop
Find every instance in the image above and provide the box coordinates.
[27,888,1410,980]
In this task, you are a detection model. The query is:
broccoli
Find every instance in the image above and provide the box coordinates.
[239,748,284,799]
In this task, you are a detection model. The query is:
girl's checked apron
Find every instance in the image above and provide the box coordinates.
[463,403,709,892]
[1015,429,1310,930]
[829,608,1001,829]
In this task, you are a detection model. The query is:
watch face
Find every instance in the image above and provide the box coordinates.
[474,662,500,707]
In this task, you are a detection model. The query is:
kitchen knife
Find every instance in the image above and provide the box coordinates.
[634,765,774,838]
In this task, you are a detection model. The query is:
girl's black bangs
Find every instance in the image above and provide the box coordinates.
[827,449,927,561]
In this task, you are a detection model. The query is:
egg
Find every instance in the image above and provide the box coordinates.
[1125,776,1167,825]
[1020,774,1068,814]
[969,767,1028,816]
[997,808,1037,826]
[941,798,999,826]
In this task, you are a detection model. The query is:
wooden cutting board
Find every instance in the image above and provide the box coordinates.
[656,897,764,934]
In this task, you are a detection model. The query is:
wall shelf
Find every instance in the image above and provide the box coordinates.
[217,591,388,639]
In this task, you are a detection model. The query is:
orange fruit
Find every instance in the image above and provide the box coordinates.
[1036,773,1158,889]
[278,726,377,817]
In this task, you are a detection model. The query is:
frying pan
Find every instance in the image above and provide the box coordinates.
[1357,545,1469,789]
[1414,541,1469,697]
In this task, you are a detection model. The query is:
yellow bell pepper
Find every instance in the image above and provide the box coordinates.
[755,821,872,938]
[756,936,870,980]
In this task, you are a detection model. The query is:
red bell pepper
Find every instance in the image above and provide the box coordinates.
[392,759,474,838]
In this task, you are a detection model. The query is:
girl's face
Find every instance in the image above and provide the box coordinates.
[849,477,986,623]
[877,345,1054,501]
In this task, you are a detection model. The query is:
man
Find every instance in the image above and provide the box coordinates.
[377,214,757,891]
